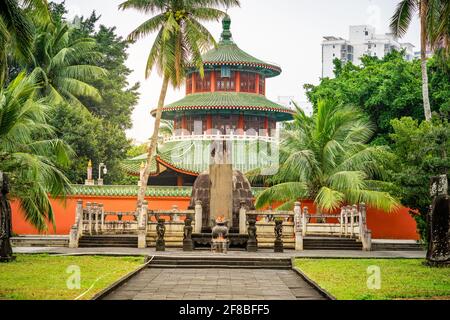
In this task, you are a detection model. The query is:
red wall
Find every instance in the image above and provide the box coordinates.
[11,196,190,235]
[11,196,419,240]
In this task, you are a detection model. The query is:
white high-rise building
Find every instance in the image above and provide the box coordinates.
[322,25,415,78]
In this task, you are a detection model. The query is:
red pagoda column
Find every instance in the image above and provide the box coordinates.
[181,116,187,135]
[206,115,212,134]
[238,114,245,135]
[255,74,260,94]
[211,71,216,92]
[236,72,241,93]
[177,176,184,187]
[192,73,197,93]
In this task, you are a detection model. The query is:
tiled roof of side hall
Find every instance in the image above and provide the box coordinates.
[155,92,294,121]
[69,185,265,198]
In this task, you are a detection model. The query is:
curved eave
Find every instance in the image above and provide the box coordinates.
[154,105,294,122]
[156,156,199,177]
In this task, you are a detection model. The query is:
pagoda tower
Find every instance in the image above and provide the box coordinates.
[123,15,294,187]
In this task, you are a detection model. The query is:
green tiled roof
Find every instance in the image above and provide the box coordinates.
[119,153,157,176]
[69,185,265,198]
[158,92,294,121]
[70,185,192,197]
[189,15,281,78]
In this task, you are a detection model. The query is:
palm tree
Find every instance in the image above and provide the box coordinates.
[119,0,240,205]
[254,100,399,213]
[390,0,450,121]
[0,72,72,231]
[30,22,108,108]
[0,0,51,84]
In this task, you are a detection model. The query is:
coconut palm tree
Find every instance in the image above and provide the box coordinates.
[0,72,72,231]
[390,0,450,121]
[254,100,399,213]
[30,22,108,108]
[119,0,240,205]
[0,0,51,84]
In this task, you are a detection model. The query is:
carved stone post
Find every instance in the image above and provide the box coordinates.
[340,207,345,236]
[274,219,284,253]
[360,203,371,251]
[0,172,15,262]
[294,202,303,251]
[86,202,92,235]
[302,207,308,237]
[183,215,194,251]
[138,201,148,249]
[350,205,357,237]
[239,201,247,235]
[344,206,349,236]
[94,203,99,234]
[69,200,83,248]
[247,214,258,252]
[99,204,105,233]
[427,175,450,266]
[194,200,203,234]
[156,218,166,252]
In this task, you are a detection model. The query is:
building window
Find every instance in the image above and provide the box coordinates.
[245,116,264,135]
[186,74,193,94]
[240,72,257,93]
[365,31,369,36]
[186,116,205,135]
[195,71,211,92]
[259,75,265,95]
[216,71,235,91]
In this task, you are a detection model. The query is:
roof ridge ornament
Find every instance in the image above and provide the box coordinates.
[220,14,233,44]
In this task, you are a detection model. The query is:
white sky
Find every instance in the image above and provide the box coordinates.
[55,0,420,143]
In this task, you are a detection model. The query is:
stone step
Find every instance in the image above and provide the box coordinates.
[150,260,291,266]
[147,256,292,269]
[147,264,292,269]
[372,243,424,251]
[79,235,138,248]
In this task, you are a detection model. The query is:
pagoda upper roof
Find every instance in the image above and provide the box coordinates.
[154,92,294,121]
[188,15,281,78]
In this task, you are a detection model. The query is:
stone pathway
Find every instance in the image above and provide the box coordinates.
[13,247,426,259]
[102,268,326,300]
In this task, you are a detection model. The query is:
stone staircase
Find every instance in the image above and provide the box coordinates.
[147,256,292,269]
[372,241,424,251]
[78,235,138,248]
[303,236,363,250]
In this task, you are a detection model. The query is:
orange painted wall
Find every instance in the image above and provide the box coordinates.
[11,196,190,235]
[12,196,419,240]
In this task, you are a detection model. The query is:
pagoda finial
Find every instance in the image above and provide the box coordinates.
[220,14,233,43]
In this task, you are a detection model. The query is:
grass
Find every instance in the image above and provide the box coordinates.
[0,254,144,300]
[294,259,450,300]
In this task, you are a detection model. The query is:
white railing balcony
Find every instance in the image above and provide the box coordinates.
[163,133,278,144]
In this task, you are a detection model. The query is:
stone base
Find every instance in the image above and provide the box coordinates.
[193,233,248,249]
[0,256,16,263]
[156,240,165,252]
[183,240,194,252]
[247,240,258,252]
[425,260,450,267]
[274,240,284,253]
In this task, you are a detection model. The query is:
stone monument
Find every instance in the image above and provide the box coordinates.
[427,174,450,266]
[0,172,15,262]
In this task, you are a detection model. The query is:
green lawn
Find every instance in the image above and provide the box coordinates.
[295,259,450,300]
[0,254,144,300]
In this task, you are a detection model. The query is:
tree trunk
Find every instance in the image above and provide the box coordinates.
[137,75,170,206]
[420,0,432,121]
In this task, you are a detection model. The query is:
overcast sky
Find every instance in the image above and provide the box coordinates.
[55,0,420,143]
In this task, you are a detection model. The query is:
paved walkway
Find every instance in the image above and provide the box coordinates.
[13,247,426,259]
[102,268,326,300]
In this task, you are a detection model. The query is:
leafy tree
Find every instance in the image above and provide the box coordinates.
[254,100,399,213]
[0,0,51,84]
[119,0,240,205]
[69,12,140,130]
[49,103,130,185]
[389,116,449,241]
[390,0,450,121]
[305,51,448,143]
[30,21,108,108]
[0,73,72,231]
